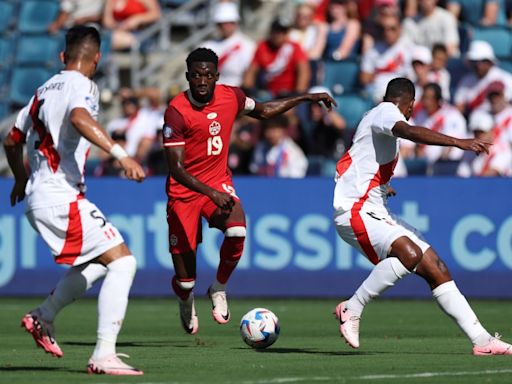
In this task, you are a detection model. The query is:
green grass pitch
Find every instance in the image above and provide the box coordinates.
[1,297,512,383]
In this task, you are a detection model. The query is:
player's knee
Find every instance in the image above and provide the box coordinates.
[175,277,195,290]
[392,237,423,271]
[224,225,246,237]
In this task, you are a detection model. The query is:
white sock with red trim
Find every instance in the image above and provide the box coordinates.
[38,263,107,323]
[346,257,410,316]
[432,281,491,346]
[93,255,136,360]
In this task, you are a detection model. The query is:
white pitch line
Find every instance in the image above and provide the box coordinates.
[239,378,336,384]
[356,368,512,380]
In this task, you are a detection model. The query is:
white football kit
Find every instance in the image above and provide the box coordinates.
[12,70,123,266]
[333,102,430,264]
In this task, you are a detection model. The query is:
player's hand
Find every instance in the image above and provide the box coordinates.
[457,138,492,155]
[209,189,234,212]
[119,157,146,182]
[310,93,337,111]
[386,185,397,197]
[10,179,27,207]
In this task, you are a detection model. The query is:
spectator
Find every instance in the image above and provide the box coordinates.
[413,83,467,172]
[467,82,512,176]
[454,40,512,115]
[48,0,105,34]
[317,0,361,61]
[228,116,259,175]
[106,95,159,163]
[430,43,451,100]
[402,0,460,57]
[202,2,255,87]
[102,0,161,51]
[447,0,506,26]
[250,115,308,178]
[411,45,450,102]
[289,3,327,61]
[361,0,401,53]
[243,19,310,98]
[360,14,413,102]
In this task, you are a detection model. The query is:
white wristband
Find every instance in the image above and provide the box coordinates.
[110,143,128,160]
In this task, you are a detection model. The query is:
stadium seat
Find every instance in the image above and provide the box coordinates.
[9,67,53,106]
[0,36,15,68]
[0,1,16,33]
[0,101,8,119]
[499,59,512,74]
[323,60,360,95]
[18,1,59,34]
[335,94,372,129]
[404,158,428,176]
[471,26,512,58]
[15,34,64,68]
[446,58,467,102]
[431,160,460,176]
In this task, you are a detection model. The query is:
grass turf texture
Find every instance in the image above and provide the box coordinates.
[1,297,512,383]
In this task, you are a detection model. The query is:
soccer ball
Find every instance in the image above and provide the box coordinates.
[240,308,280,349]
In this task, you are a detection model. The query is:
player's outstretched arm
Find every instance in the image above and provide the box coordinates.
[392,121,491,155]
[248,92,337,120]
[3,133,28,206]
[70,108,145,182]
[164,146,234,211]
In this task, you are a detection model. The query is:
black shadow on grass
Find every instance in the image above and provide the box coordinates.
[0,366,63,372]
[233,347,375,356]
[63,340,190,348]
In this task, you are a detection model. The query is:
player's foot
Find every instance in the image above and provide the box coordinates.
[178,293,199,334]
[87,353,143,375]
[207,286,230,324]
[334,301,360,349]
[21,311,63,358]
[472,333,512,356]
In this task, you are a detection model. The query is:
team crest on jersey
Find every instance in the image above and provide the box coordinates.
[170,234,178,246]
[163,125,173,138]
[209,121,221,135]
[207,112,217,120]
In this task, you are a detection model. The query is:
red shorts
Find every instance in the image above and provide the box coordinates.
[167,180,240,254]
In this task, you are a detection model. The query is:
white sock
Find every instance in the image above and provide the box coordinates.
[93,256,136,360]
[38,263,107,322]
[347,257,411,316]
[432,281,491,346]
[211,279,226,292]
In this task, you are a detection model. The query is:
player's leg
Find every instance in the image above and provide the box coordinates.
[415,248,512,355]
[167,199,201,334]
[86,243,143,375]
[205,197,246,324]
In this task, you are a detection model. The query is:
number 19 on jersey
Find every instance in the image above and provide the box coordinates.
[207,136,223,155]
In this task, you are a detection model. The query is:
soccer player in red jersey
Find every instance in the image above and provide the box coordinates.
[163,47,336,334]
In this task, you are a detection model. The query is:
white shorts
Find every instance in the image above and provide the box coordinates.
[26,198,124,266]
[334,204,430,265]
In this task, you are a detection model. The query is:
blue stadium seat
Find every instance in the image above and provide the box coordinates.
[335,94,372,129]
[446,58,467,102]
[499,59,512,74]
[0,36,15,68]
[323,60,360,95]
[18,1,59,34]
[0,1,16,32]
[471,26,512,58]
[9,67,53,106]
[0,100,8,119]
[16,34,64,67]
[404,158,428,176]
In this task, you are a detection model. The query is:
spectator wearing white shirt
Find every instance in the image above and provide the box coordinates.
[455,40,512,115]
[48,0,104,33]
[411,45,450,102]
[202,2,255,87]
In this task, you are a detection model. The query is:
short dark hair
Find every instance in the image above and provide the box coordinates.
[64,25,101,63]
[384,77,415,102]
[423,82,443,102]
[262,115,289,130]
[432,43,447,55]
[186,48,218,70]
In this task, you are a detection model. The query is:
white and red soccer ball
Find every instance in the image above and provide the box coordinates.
[240,308,280,349]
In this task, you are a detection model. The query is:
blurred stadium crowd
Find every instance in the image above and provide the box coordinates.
[2,0,512,177]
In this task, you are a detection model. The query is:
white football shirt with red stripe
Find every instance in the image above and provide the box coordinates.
[333,102,407,212]
[12,70,99,210]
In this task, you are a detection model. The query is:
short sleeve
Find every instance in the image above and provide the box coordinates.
[14,97,33,135]
[230,86,255,114]
[293,43,308,63]
[373,103,407,136]
[68,77,100,119]
[162,105,186,147]
[361,49,376,73]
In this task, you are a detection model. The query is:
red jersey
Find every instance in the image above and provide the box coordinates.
[252,40,308,96]
[163,85,247,200]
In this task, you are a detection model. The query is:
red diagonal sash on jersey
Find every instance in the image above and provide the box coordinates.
[480,115,512,175]
[375,53,403,74]
[430,114,445,132]
[218,43,241,70]
[468,81,504,111]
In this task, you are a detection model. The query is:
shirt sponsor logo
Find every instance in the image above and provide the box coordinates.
[163,125,173,138]
[209,121,221,135]
[207,112,217,119]
[85,96,98,113]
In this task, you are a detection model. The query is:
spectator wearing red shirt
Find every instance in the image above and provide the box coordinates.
[243,19,310,98]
